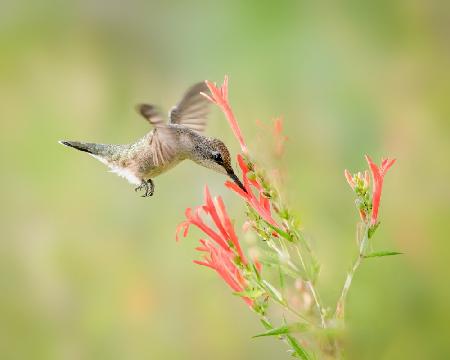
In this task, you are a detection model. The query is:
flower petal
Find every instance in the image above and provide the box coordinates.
[365,155,395,225]
[216,195,247,265]
[175,221,190,241]
[205,76,247,153]
[203,185,229,242]
[225,180,250,199]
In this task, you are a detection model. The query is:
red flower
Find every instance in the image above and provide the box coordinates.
[202,76,248,154]
[256,117,288,157]
[203,187,246,264]
[177,185,254,306]
[225,154,279,227]
[365,155,396,226]
[176,207,229,251]
[194,239,253,306]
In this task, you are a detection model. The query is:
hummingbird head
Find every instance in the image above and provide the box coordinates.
[192,137,246,192]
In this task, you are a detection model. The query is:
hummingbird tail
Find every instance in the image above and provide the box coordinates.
[59,140,96,154]
[58,140,109,157]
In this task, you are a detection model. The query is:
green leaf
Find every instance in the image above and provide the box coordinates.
[253,325,290,338]
[278,207,290,220]
[286,334,312,360]
[364,251,402,258]
[247,171,256,181]
[253,323,309,338]
[262,280,285,304]
[260,318,272,330]
[279,265,285,291]
[259,260,303,280]
[258,250,304,279]
[266,222,292,241]
[251,263,262,281]
[232,288,266,299]
[368,222,380,238]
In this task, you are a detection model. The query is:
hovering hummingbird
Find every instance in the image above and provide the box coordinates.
[59,82,246,197]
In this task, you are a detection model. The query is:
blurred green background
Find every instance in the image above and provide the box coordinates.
[1,1,449,359]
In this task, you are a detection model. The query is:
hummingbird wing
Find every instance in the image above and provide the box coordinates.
[136,104,165,126]
[169,82,211,133]
[149,127,178,167]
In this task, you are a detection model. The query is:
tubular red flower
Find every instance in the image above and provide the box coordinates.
[177,186,242,253]
[225,155,279,227]
[215,195,247,264]
[202,76,248,154]
[365,155,396,225]
[184,207,229,251]
[203,187,229,243]
[193,239,252,306]
[177,186,254,306]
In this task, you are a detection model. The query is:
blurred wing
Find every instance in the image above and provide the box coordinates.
[149,127,177,167]
[169,82,211,133]
[136,104,165,127]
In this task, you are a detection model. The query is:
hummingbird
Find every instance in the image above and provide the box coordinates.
[59,82,246,197]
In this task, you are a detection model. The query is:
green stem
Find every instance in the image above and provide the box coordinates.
[335,225,369,320]
[258,279,311,323]
[258,315,313,359]
[268,228,326,329]
[293,237,326,328]
[306,280,326,328]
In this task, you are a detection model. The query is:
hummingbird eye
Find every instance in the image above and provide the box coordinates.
[212,152,223,163]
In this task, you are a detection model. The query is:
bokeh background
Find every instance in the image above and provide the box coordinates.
[1,1,450,359]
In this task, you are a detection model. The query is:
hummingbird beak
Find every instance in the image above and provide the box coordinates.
[227,170,247,193]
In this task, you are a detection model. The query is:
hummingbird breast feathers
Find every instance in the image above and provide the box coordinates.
[106,161,142,185]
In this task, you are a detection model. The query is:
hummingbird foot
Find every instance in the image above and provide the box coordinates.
[146,179,154,196]
[134,179,154,197]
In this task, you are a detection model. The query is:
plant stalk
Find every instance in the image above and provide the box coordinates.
[335,225,369,320]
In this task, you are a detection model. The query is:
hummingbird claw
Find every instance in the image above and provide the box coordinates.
[147,179,154,196]
[134,182,145,193]
[135,179,154,197]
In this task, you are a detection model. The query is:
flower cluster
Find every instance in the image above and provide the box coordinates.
[345,155,396,227]
[344,169,371,222]
[176,186,254,306]
[176,75,398,359]
[225,155,279,228]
